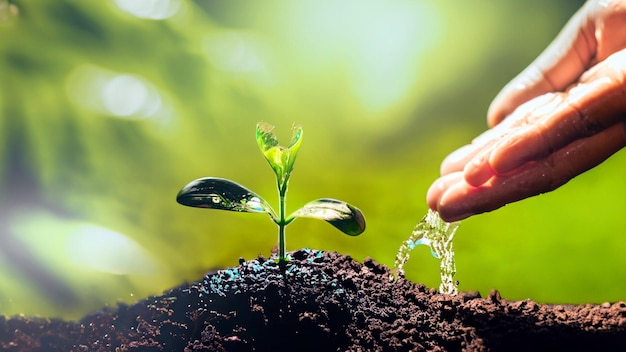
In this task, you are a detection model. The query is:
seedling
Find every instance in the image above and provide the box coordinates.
[390,209,460,295]
[176,122,366,263]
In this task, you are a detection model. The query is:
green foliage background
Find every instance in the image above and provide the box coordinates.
[2,0,624,320]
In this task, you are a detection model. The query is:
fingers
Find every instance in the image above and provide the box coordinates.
[465,50,626,183]
[429,121,626,222]
[461,93,563,185]
[487,2,597,127]
[439,99,540,176]
[490,76,626,175]
[593,0,626,61]
[426,172,462,217]
[488,0,626,127]
[547,121,626,186]
[431,1,626,221]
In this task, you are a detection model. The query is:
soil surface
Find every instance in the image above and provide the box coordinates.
[1,249,625,351]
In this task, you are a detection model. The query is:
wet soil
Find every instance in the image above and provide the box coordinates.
[1,249,625,351]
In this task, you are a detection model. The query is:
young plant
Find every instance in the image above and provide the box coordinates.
[390,209,460,295]
[176,122,366,263]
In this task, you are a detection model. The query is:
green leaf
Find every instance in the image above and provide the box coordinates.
[285,123,303,173]
[290,198,366,236]
[176,177,275,216]
[256,122,303,189]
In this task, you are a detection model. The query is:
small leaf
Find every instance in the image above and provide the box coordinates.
[290,198,366,236]
[256,122,303,188]
[285,124,303,175]
[256,122,279,151]
[176,177,274,215]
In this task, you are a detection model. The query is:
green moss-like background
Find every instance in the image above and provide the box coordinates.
[2,0,624,320]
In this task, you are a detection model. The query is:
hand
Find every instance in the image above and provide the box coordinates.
[428,0,626,222]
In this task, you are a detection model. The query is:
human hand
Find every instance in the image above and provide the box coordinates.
[428,0,626,222]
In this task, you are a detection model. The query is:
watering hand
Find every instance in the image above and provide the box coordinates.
[428,0,626,222]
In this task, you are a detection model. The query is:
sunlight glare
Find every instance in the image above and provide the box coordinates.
[113,0,182,20]
[286,0,442,113]
[10,211,158,276]
[351,2,441,112]
[67,224,157,275]
[66,65,171,125]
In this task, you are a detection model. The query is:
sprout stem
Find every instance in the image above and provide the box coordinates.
[277,179,289,262]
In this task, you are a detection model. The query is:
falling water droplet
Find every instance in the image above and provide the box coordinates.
[390,209,459,295]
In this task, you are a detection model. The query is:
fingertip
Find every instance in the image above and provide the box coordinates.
[487,79,530,128]
[487,96,507,128]
[487,62,561,128]
[440,144,475,175]
[463,154,495,187]
[427,173,475,222]
[436,183,476,222]
[437,208,472,223]
[489,139,527,175]
[426,178,445,211]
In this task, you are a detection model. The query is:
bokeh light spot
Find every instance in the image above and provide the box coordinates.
[10,211,159,276]
[67,224,157,275]
[113,0,181,20]
[351,2,441,112]
[102,74,161,118]
[66,65,168,122]
[284,0,442,113]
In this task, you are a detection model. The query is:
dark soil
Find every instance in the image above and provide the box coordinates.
[1,249,625,351]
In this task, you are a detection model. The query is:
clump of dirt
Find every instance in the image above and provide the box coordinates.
[1,249,625,351]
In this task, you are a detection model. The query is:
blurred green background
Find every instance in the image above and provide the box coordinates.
[2,0,625,320]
